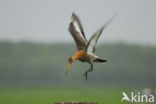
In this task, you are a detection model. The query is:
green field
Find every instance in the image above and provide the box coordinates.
[0,86,133,104]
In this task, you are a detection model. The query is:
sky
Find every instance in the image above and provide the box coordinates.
[0,0,156,45]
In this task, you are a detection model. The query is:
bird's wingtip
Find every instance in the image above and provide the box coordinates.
[71,12,79,21]
[71,12,76,22]
[72,12,75,16]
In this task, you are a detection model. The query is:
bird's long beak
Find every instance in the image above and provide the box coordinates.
[67,62,72,71]
[66,56,77,74]
[66,62,72,75]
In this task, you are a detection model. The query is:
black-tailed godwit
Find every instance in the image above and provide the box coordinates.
[67,13,115,80]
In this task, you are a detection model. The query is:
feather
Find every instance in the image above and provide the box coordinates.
[87,13,117,53]
[69,13,87,50]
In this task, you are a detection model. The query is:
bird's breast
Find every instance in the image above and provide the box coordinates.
[74,50,89,60]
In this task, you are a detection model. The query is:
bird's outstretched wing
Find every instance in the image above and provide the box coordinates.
[87,14,116,53]
[69,13,87,50]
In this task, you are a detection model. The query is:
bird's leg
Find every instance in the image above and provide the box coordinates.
[83,63,93,80]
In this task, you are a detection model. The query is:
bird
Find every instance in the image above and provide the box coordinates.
[66,13,115,80]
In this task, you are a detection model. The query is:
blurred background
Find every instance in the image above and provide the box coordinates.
[0,0,156,104]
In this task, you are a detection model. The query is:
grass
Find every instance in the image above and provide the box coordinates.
[0,86,132,104]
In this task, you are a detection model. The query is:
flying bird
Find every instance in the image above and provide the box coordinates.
[67,13,115,80]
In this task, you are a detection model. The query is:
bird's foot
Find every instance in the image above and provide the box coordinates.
[83,64,93,80]
[83,68,92,80]
[83,71,88,81]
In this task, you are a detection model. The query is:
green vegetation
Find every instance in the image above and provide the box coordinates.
[0,41,155,104]
[0,41,156,86]
[0,87,131,104]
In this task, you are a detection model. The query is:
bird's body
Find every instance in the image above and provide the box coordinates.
[72,50,104,63]
[67,13,115,80]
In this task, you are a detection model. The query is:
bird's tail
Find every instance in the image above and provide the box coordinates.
[95,58,107,63]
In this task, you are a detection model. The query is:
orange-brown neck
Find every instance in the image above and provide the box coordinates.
[67,50,87,71]
[74,50,87,59]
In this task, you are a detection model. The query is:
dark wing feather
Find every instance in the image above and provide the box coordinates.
[69,13,87,50]
[71,13,87,41]
[87,14,116,53]
[87,26,105,53]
